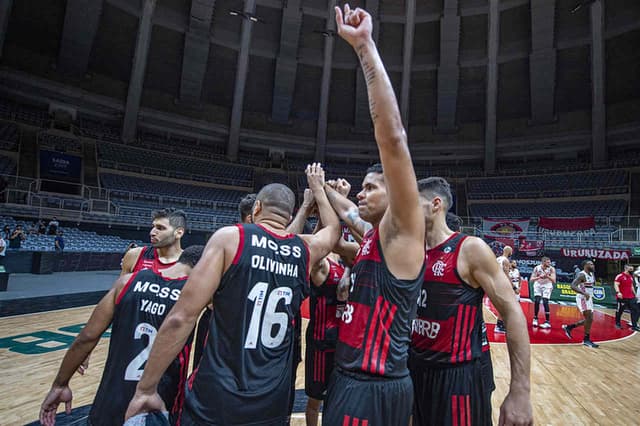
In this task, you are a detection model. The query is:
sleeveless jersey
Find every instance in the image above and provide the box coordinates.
[89,268,190,426]
[132,246,177,273]
[578,270,595,293]
[336,228,424,378]
[184,224,310,424]
[410,233,485,365]
[532,264,553,285]
[509,268,521,285]
[307,258,344,348]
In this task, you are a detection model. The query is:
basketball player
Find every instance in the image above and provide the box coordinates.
[238,193,257,224]
[531,256,555,328]
[125,169,341,424]
[78,208,187,376]
[614,264,640,331]
[321,6,426,425]
[305,253,344,426]
[410,177,532,426]
[510,260,522,301]
[495,246,513,333]
[39,245,204,426]
[121,208,187,274]
[562,260,599,348]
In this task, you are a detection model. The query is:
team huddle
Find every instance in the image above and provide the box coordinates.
[39,5,534,426]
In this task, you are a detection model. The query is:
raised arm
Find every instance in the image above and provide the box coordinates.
[300,164,341,266]
[286,188,315,234]
[459,238,532,426]
[39,276,125,426]
[125,227,237,420]
[324,183,369,243]
[335,5,423,239]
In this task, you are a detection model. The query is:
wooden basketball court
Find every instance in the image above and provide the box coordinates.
[1,302,639,425]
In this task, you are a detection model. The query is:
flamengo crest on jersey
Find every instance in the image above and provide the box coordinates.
[410,233,486,365]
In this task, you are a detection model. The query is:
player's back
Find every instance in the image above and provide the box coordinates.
[89,268,189,426]
[184,224,310,425]
[308,258,344,347]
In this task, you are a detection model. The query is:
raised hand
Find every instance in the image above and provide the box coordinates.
[334,4,373,48]
[306,163,326,194]
[335,178,351,197]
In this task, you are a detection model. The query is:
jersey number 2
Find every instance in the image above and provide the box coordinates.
[124,322,157,381]
[244,282,292,349]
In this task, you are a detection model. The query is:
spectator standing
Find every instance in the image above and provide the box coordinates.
[54,231,65,253]
[37,220,47,234]
[9,225,26,249]
[3,225,11,240]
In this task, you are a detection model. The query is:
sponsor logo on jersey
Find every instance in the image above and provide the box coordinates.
[443,246,452,254]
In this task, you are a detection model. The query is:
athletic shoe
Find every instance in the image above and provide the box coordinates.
[532,318,538,327]
[540,322,551,329]
[631,326,640,332]
[615,323,622,329]
[562,324,572,339]
[583,339,599,348]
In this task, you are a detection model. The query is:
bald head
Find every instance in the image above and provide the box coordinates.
[503,246,513,257]
[255,183,296,221]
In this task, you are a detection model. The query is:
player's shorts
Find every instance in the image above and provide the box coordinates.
[533,282,553,299]
[322,367,413,426]
[480,350,496,393]
[305,343,336,400]
[409,358,493,426]
[576,288,594,312]
[511,280,521,292]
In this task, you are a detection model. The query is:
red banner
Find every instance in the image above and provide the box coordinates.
[519,239,545,256]
[538,217,595,231]
[561,248,630,261]
[482,218,530,236]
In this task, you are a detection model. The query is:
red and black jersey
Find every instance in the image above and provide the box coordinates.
[336,228,424,378]
[184,224,310,424]
[307,258,344,348]
[132,246,177,273]
[410,232,485,366]
[89,269,191,426]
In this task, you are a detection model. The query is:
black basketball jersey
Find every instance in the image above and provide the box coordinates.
[89,268,191,426]
[132,246,177,273]
[410,233,486,365]
[335,228,424,378]
[307,258,344,348]
[184,224,310,424]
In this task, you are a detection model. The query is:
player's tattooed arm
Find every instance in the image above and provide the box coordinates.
[324,186,370,244]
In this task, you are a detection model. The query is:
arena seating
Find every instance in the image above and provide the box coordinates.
[469,199,627,218]
[0,122,19,151]
[98,142,253,187]
[0,154,17,175]
[0,216,144,252]
[38,131,83,153]
[467,170,628,199]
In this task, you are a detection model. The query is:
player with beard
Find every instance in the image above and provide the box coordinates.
[122,209,187,274]
[76,209,187,377]
[410,177,532,426]
[125,166,342,425]
[39,246,204,426]
[563,260,599,348]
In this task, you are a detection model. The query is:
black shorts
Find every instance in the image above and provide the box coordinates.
[480,350,496,392]
[179,403,288,426]
[322,368,413,426]
[305,343,336,400]
[410,358,493,426]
